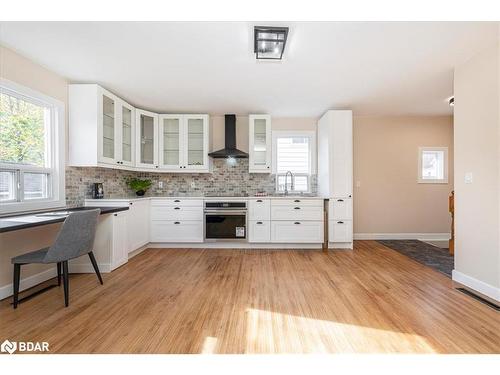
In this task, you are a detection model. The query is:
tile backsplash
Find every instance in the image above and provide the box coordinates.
[65,159,317,206]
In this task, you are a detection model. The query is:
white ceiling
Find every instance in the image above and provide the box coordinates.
[0,22,497,117]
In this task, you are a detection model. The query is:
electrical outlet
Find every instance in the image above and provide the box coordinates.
[158,181,164,188]
[191,181,196,188]
[464,172,473,184]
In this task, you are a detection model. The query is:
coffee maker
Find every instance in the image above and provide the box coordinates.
[92,183,104,199]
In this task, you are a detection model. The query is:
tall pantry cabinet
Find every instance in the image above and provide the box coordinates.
[317,110,353,249]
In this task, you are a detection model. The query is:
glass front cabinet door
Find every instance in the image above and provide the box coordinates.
[184,115,209,172]
[118,100,135,167]
[249,114,271,173]
[99,91,117,164]
[135,109,159,169]
[159,114,183,170]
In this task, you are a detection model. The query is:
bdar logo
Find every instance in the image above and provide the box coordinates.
[1,340,17,354]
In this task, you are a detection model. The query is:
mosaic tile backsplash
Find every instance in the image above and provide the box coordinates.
[65,159,317,207]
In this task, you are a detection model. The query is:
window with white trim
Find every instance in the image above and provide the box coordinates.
[418,147,448,184]
[0,79,65,214]
[272,131,316,193]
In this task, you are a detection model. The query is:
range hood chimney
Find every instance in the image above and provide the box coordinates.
[208,114,249,158]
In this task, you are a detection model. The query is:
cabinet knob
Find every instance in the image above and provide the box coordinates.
[114,214,117,217]
[294,207,301,210]
[294,222,301,225]
[179,166,182,168]
[129,202,133,205]
[267,166,270,169]
[155,166,159,168]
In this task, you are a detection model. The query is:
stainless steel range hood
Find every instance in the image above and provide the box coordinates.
[208,114,249,158]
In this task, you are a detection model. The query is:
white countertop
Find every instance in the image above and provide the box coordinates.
[85,195,326,202]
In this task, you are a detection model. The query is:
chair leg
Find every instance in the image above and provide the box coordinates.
[57,262,62,286]
[88,251,103,285]
[62,261,69,307]
[13,264,21,309]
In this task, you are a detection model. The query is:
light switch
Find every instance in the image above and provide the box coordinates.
[465,172,473,184]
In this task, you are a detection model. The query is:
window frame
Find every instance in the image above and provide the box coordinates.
[0,78,65,215]
[418,146,448,184]
[272,130,316,194]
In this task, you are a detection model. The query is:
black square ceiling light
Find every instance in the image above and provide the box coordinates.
[254,26,289,60]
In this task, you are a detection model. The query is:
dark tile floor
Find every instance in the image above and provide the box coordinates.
[377,240,453,277]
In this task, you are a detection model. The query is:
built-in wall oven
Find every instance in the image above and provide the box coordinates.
[204,201,247,240]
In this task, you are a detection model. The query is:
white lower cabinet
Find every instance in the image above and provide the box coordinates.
[127,199,150,251]
[329,220,353,243]
[150,221,203,242]
[111,211,129,270]
[150,199,203,242]
[249,220,271,243]
[271,221,324,243]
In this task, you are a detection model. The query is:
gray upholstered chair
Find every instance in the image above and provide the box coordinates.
[11,209,102,308]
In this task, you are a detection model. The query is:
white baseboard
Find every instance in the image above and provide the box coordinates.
[328,242,353,250]
[354,233,451,241]
[452,270,500,303]
[149,242,322,249]
[0,268,57,300]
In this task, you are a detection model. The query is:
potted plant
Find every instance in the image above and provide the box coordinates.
[125,178,152,197]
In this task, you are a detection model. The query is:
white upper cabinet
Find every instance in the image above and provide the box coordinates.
[248,115,272,173]
[158,114,209,172]
[69,84,136,168]
[135,109,159,170]
[69,84,209,173]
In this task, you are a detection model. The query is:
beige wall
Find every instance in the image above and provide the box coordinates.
[0,45,70,286]
[353,116,454,235]
[454,40,500,294]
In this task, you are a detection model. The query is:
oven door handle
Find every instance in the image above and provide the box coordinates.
[204,210,247,215]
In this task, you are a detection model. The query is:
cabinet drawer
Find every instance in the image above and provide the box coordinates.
[271,199,323,207]
[150,220,203,242]
[271,221,324,243]
[329,220,353,243]
[271,205,323,221]
[150,199,203,207]
[249,220,271,243]
[329,198,352,220]
[249,199,271,221]
[151,205,202,221]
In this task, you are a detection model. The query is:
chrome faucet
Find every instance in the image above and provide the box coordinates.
[284,170,294,196]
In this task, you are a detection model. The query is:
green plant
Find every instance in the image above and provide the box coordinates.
[125,178,152,192]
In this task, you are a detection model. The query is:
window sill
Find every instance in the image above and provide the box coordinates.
[0,198,66,217]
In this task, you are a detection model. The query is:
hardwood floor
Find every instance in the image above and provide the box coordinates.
[1,241,499,353]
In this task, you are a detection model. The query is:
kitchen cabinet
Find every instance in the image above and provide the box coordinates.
[248,115,272,173]
[317,110,353,248]
[111,211,129,270]
[136,109,159,170]
[69,84,136,168]
[85,199,150,253]
[248,199,271,242]
[158,114,210,172]
[150,199,204,242]
[271,221,324,243]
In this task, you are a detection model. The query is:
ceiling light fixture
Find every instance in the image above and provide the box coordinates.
[254,26,289,60]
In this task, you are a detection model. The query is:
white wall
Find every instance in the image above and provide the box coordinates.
[453,39,500,301]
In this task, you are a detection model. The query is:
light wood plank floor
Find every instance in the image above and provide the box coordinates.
[1,241,499,353]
